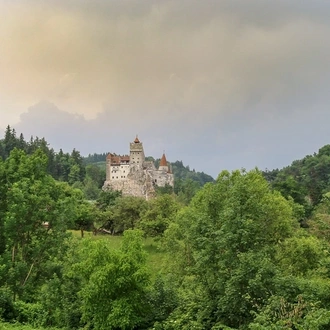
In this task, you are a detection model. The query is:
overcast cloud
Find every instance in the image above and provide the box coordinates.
[1,0,330,177]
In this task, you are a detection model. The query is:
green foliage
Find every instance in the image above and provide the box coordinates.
[249,295,330,330]
[0,127,101,194]
[264,144,330,216]
[83,152,108,164]
[169,160,214,187]
[14,301,46,327]
[156,183,174,195]
[0,322,53,330]
[74,201,96,237]
[80,164,106,200]
[96,189,122,210]
[138,194,182,237]
[308,192,330,242]
[0,148,82,302]
[0,287,15,321]
[74,230,151,329]
[174,178,201,205]
[85,164,106,188]
[146,275,179,326]
[276,235,327,276]
[110,196,148,233]
[163,169,298,329]
[37,245,83,328]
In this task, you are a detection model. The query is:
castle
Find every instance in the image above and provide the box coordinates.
[103,136,174,199]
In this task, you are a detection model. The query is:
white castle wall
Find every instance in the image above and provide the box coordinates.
[109,164,130,180]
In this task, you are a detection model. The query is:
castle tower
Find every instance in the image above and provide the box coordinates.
[159,153,169,172]
[129,135,145,166]
[106,153,112,181]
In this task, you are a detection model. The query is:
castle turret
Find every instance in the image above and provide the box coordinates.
[159,153,169,172]
[106,153,112,181]
[130,135,145,166]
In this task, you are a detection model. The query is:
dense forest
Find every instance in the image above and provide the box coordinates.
[263,145,330,218]
[2,125,330,329]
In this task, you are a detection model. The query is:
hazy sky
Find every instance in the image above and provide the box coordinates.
[1,0,330,177]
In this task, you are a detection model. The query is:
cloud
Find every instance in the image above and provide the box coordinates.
[1,1,330,176]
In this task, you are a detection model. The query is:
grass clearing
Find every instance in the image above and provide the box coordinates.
[0,322,58,330]
[69,231,168,276]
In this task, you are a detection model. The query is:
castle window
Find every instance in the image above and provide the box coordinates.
[112,176,114,179]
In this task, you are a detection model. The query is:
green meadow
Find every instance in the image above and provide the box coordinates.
[69,230,168,276]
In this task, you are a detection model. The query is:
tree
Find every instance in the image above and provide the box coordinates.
[0,157,6,254]
[0,148,81,301]
[138,194,182,237]
[85,164,105,188]
[307,192,330,241]
[70,148,85,182]
[74,201,95,238]
[163,169,298,329]
[174,178,200,204]
[111,196,148,233]
[2,126,19,159]
[68,164,81,185]
[74,230,150,329]
[82,177,100,200]
[96,189,122,211]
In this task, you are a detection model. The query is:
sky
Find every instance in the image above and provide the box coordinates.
[1,0,330,178]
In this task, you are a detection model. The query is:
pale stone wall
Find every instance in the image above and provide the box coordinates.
[104,167,156,199]
[106,159,111,181]
[130,142,145,165]
[151,170,174,187]
[109,164,129,181]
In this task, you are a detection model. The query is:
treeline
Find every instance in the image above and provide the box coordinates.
[263,144,330,219]
[0,125,86,181]
[83,152,109,164]
[0,126,105,200]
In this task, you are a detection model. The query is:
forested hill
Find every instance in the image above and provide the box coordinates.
[84,153,214,186]
[0,126,213,203]
[263,144,330,216]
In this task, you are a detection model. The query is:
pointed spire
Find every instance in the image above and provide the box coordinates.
[134,135,140,143]
[160,153,167,167]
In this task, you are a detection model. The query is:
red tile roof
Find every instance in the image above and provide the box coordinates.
[134,136,140,143]
[160,153,167,167]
